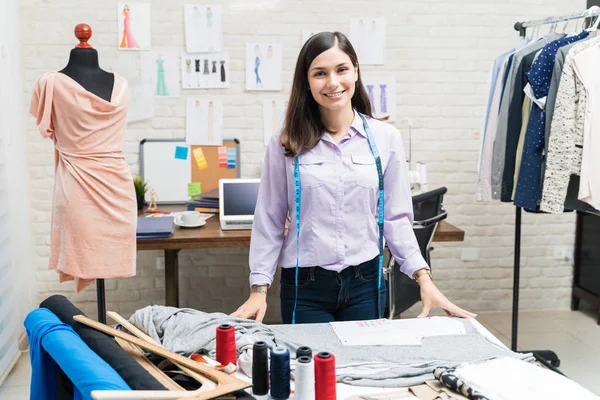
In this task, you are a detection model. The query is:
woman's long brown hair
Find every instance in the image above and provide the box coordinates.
[280,31,373,157]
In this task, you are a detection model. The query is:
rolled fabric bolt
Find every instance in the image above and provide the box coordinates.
[216,324,237,367]
[314,352,336,400]
[295,356,315,400]
[252,341,269,396]
[296,346,312,359]
[270,346,290,400]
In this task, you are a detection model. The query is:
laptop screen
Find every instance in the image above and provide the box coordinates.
[222,181,260,216]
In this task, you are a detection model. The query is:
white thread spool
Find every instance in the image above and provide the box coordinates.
[294,356,315,400]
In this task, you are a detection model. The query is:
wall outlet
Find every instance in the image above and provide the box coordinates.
[553,247,574,264]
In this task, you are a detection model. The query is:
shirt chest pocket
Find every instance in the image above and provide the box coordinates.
[298,154,329,188]
[351,154,378,189]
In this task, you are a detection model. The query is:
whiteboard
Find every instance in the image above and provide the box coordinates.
[140,139,191,204]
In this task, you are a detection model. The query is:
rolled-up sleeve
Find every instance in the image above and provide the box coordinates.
[249,135,289,287]
[383,129,429,279]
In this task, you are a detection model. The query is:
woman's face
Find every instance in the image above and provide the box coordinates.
[307,46,358,113]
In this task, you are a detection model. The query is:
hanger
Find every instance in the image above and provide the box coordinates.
[73,315,251,400]
[107,312,218,391]
[585,6,600,31]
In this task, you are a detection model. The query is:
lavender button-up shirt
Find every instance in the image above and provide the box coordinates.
[249,111,428,287]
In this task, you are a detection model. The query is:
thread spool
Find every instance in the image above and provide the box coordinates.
[314,352,336,400]
[270,346,290,400]
[252,341,269,396]
[295,356,315,400]
[296,346,312,359]
[216,324,237,367]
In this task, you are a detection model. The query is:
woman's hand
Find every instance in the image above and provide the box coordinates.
[231,286,268,322]
[417,275,476,319]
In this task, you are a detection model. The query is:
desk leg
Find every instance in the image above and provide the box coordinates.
[165,249,180,307]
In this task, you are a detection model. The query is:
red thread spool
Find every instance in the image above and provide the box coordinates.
[314,352,336,400]
[216,324,237,367]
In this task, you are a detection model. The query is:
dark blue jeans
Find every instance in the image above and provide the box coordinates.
[280,257,387,324]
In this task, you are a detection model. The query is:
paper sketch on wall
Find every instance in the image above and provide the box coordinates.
[186,98,223,146]
[350,18,385,65]
[181,52,229,89]
[362,75,396,122]
[263,99,288,146]
[108,54,154,122]
[117,3,151,50]
[184,4,223,52]
[302,30,317,46]
[141,52,180,98]
[246,43,282,91]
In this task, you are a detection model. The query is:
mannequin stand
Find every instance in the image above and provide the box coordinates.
[97,279,106,324]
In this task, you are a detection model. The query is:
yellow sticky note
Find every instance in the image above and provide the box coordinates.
[192,148,208,170]
[188,182,201,197]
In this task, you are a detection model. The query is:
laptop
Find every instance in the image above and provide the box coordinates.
[219,178,260,230]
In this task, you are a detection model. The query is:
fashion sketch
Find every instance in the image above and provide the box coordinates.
[255,45,263,88]
[120,5,140,48]
[155,55,169,96]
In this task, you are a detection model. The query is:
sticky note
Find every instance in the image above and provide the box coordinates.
[192,148,208,170]
[175,146,189,160]
[188,182,201,197]
[227,147,237,168]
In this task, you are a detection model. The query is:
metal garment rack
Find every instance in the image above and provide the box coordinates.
[509,7,600,373]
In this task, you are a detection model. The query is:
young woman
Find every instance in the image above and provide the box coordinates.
[232,32,475,324]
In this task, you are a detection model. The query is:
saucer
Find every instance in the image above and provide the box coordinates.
[174,219,206,228]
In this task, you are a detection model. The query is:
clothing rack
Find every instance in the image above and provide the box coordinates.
[508,8,600,373]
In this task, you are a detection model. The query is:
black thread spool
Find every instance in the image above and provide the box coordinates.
[296,346,312,359]
[252,341,269,395]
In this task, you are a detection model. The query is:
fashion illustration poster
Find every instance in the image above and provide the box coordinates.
[362,75,396,122]
[181,51,230,89]
[263,99,288,146]
[350,17,385,65]
[108,54,154,122]
[117,3,151,50]
[186,98,223,146]
[184,4,223,52]
[141,52,180,98]
[246,43,282,91]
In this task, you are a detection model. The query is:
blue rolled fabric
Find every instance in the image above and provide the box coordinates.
[25,308,131,400]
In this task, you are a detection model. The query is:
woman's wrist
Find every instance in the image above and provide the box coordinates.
[251,285,268,295]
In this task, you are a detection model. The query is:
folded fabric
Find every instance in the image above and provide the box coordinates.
[410,380,470,400]
[434,367,490,400]
[128,306,534,388]
[25,308,131,400]
[40,294,166,391]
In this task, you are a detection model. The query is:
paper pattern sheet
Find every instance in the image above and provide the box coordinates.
[181,52,230,89]
[186,98,223,146]
[330,317,466,346]
[350,17,385,65]
[184,4,222,52]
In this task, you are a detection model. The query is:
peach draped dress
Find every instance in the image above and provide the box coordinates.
[30,72,137,293]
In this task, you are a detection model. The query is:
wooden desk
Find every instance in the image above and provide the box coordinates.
[138,207,465,306]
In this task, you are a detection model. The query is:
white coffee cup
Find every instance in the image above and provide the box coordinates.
[176,211,202,225]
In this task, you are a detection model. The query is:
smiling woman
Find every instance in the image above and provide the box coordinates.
[232,31,476,325]
[280,32,373,155]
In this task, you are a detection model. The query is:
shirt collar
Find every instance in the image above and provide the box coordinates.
[349,109,367,138]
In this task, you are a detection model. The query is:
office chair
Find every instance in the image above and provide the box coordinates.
[385,187,448,319]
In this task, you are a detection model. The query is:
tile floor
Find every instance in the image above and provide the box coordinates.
[2,309,600,398]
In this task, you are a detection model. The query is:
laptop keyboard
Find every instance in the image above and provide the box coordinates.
[226,221,251,225]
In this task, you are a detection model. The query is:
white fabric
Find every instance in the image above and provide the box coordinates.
[573,44,600,211]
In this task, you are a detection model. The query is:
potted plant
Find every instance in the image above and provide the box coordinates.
[133,176,148,211]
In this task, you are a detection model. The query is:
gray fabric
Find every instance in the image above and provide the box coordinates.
[491,33,564,200]
[128,306,533,388]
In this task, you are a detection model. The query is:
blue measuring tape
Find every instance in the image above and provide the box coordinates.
[292,112,385,324]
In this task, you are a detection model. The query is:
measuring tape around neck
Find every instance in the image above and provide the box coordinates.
[291,112,385,324]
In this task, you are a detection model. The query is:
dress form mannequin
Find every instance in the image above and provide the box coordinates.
[59,24,114,102]
[61,24,112,323]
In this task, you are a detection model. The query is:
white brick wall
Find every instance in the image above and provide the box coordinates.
[20,0,585,322]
